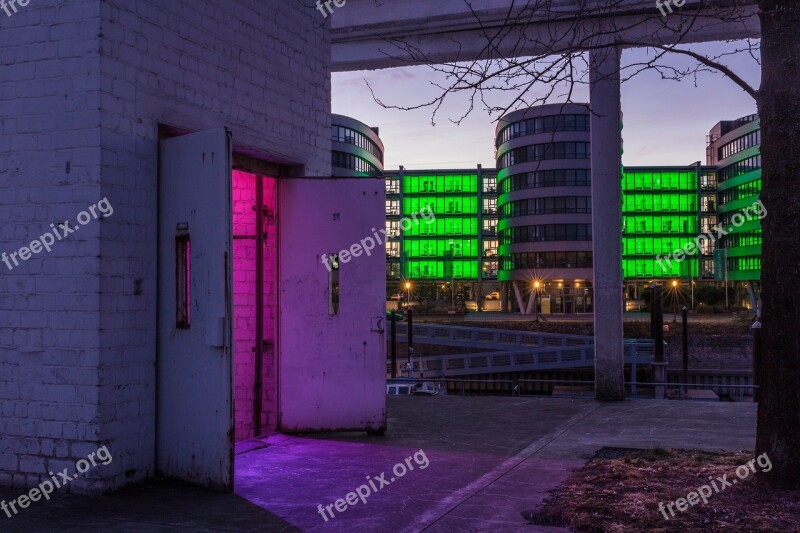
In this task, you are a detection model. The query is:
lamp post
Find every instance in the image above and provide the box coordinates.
[672,279,678,323]
[405,281,411,308]
[533,280,541,321]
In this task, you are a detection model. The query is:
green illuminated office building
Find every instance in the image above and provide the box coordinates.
[707,115,762,281]
[620,164,718,301]
[335,109,762,313]
[384,167,500,303]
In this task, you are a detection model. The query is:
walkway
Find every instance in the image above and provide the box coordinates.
[1,397,757,532]
[235,396,755,532]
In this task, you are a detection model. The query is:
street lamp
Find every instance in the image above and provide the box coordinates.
[672,279,678,322]
[533,280,541,321]
[405,281,411,307]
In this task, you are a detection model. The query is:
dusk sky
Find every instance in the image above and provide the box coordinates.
[332,41,761,170]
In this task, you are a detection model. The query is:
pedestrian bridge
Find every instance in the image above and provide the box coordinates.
[331,0,760,71]
[389,322,659,378]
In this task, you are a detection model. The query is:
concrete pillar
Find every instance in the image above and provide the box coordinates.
[526,286,536,315]
[590,46,625,401]
[512,281,527,315]
[477,164,484,313]
[500,281,509,313]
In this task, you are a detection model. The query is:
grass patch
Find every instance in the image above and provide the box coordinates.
[530,448,800,532]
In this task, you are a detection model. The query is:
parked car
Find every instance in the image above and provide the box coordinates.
[412,381,445,396]
[485,291,500,300]
[386,383,414,395]
[386,380,445,396]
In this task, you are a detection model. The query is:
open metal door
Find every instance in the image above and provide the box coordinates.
[157,128,233,491]
[278,178,387,432]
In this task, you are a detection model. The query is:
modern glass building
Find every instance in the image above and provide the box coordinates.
[344,108,763,313]
[707,115,762,280]
[621,164,718,301]
[331,114,384,177]
[383,167,499,303]
[496,103,594,313]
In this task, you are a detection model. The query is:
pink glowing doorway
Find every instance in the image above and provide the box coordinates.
[232,169,278,441]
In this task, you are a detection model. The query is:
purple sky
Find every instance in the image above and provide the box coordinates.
[332,42,761,170]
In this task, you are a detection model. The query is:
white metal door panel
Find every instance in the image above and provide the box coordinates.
[157,128,233,491]
[279,178,387,432]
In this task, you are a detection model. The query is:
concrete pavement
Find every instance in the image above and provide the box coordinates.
[1,397,757,532]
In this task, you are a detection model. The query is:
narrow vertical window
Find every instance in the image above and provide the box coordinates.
[176,226,191,328]
[328,253,339,316]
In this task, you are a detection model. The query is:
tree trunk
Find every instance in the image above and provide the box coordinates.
[755,0,800,489]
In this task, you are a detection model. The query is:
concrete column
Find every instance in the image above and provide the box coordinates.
[398,165,406,278]
[526,287,536,315]
[500,281,509,313]
[477,164,484,313]
[590,46,625,401]
[512,281,527,315]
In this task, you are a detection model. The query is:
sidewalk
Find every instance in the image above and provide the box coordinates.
[2,397,756,532]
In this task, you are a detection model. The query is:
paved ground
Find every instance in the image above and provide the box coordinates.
[1,397,756,532]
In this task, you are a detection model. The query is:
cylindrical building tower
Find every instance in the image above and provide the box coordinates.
[331,114,384,177]
[496,103,593,314]
[707,114,761,307]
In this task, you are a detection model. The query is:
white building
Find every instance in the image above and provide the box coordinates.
[0,0,386,493]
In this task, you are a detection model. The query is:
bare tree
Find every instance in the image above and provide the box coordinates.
[365,0,799,488]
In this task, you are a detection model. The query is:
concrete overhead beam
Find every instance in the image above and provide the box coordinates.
[332,0,760,71]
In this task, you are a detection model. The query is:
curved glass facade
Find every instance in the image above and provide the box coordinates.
[331,114,384,178]
[501,196,591,217]
[497,142,590,169]
[331,150,383,177]
[496,104,593,288]
[709,115,762,282]
[498,169,591,194]
[496,114,590,146]
[332,124,384,162]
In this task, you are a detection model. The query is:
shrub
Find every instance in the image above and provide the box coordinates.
[694,285,736,307]
[696,303,714,314]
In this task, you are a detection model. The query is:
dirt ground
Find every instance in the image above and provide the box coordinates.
[529,448,800,532]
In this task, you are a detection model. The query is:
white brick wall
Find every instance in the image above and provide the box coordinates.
[1,0,331,493]
[0,0,104,492]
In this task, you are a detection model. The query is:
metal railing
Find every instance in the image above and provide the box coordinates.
[385,377,758,401]
[387,377,515,396]
[389,321,594,351]
[392,340,657,378]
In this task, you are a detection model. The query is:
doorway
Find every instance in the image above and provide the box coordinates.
[232,170,278,441]
[156,128,387,493]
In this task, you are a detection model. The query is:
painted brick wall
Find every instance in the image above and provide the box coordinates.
[233,170,278,441]
[0,0,104,493]
[95,0,329,491]
[1,0,331,493]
